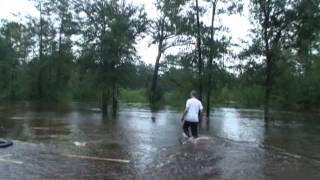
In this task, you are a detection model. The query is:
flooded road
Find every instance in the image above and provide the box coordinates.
[0,103,319,179]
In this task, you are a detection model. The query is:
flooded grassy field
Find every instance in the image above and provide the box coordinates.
[0,103,319,179]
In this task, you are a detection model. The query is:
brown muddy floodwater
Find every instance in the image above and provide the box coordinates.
[0,102,319,180]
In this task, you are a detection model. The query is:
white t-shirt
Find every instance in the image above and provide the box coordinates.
[185,97,203,122]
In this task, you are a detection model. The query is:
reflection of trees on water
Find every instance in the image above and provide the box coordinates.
[0,105,72,141]
[207,108,265,144]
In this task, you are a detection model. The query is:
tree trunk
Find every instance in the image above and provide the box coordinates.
[58,23,62,56]
[150,37,163,104]
[38,68,43,99]
[100,20,108,117]
[150,19,164,104]
[10,65,16,100]
[102,88,109,117]
[195,0,203,101]
[206,0,217,118]
[38,2,43,99]
[264,52,272,124]
[57,21,64,91]
[112,83,118,118]
[262,0,271,125]
[39,2,43,60]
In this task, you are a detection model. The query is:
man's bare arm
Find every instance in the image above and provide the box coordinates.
[181,109,188,122]
[198,110,203,123]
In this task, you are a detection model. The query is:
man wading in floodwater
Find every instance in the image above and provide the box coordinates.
[181,90,203,140]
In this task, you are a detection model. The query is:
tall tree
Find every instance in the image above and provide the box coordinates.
[205,0,218,117]
[185,0,243,117]
[294,0,320,73]
[0,28,16,100]
[0,21,35,100]
[291,0,320,109]
[195,0,204,101]
[250,0,293,123]
[50,0,78,99]
[149,0,188,104]
[30,0,56,99]
[74,0,147,116]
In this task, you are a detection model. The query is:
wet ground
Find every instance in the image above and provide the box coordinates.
[0,103,319,179]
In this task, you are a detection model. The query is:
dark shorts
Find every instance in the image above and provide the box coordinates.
[183,121,198,138]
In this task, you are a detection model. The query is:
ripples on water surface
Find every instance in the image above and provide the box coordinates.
[0,103,319,179]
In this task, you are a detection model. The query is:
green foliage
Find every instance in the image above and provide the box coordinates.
[233,85,265,108]
[119,89,147,103]
[0,0,319,114]
[162,91,185,107]
[0,36,15,100]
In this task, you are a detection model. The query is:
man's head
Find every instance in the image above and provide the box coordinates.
[190,90,197,98]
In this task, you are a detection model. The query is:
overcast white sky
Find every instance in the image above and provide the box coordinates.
[0,0,251,65]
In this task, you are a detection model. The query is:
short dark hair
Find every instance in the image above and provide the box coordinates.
[190,90,197,97]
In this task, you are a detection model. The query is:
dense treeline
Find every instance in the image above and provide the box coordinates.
[0,0,319,119]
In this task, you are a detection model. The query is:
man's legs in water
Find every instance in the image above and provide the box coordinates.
[182,121,191,138]
[190,122,198,138]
